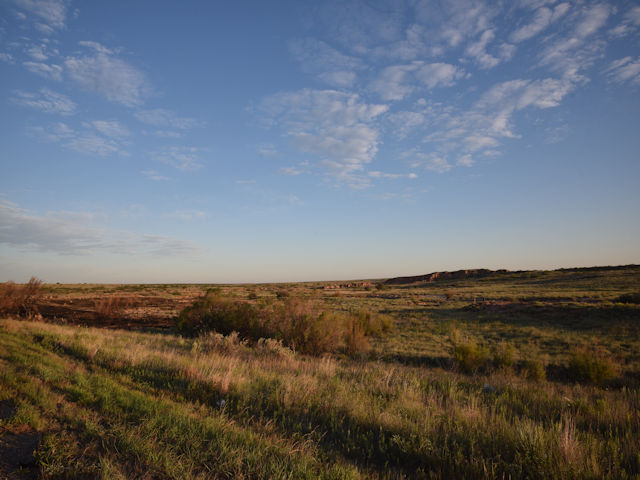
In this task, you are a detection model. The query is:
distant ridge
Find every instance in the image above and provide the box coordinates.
[383,264,639,285]
[384,269,509,285]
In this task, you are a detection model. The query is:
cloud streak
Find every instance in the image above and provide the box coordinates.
[11,88,76,115]
[0,197,198,256]
[65,41,149,106]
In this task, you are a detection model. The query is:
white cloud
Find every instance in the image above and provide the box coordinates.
[134,109,199,130]
[509,4,569,43]
[370,61,464,101]
[164,210,208,221]
[65,134,122,157]
[11,0,69,30]
[90,120,131,138]
[27,122,74,142]
[257,144,278,157]
[26,44,48,60]
[151,146,206,171]
[0,197,198,256]
[420,74,579,159]
[289,38,362,87]
[387,110,426,139]
[370,63,418,101]
[28,121,128,156]
[23,61,62,80]
[465,29,511,69]
[11,88,76,115]
[0,53,15,63]
[65,41,149,106]
[604,57,640,86]
[368,171,417,179]
[416,62,465,88]
[278,166,304,176]
[406,150,452,173]
[260,89,387,185]
[538,3,610,75]
[610,6,640,37]
[457,154,474,167]
[141,170,170,181]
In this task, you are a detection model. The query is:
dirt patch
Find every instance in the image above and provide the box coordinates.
[0,429,40,479]
[0,399,17,421]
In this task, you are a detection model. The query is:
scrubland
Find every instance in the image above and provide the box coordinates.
[1,265,639,479]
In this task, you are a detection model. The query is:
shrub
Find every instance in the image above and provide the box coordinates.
[450,332,489,374]
[176,292,389,356]
[94,296,132,321]
[568,346,618,385]
[492,342,516,370]
[615,292,640,304]
[521,358,547,382]
[0,277,42,317]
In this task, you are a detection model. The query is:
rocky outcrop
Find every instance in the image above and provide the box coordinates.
[384,269,509,285]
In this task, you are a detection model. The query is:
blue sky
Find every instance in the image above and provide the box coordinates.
[1,0,639,283]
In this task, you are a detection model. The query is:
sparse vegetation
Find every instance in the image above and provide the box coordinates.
[1,265,639,478]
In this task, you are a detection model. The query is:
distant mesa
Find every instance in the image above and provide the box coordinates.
[384,269,509,285]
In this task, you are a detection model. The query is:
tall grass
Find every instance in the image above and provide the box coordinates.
[2,319,639,478]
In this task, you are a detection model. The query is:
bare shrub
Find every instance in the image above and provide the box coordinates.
[0,277,42,317]
[94,296,132,321]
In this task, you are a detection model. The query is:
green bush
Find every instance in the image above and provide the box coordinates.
[520,358,546,381]
[450,332,489,374]
[568,346,618,385]
[491,342,516,370]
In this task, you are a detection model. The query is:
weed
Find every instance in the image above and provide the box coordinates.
[568,345,618,385]
[0,277,42,317]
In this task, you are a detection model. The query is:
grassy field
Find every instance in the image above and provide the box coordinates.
[1,265,639,478]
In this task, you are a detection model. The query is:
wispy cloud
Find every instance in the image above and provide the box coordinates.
[11,0,69,30]
[604,57,640,86]
[11,88,76,115]
[163,210,208,221]
[0,53,15,63]
[510,3,569,43]
[538,3,611,75]
[289,38,363,87]
[23,61,63,80]
[609,5,640,37]
[28,121,128,156]
[0,197,199,256]
[368,171,417,179]
[65,41,149,106]
[151,146,206,171]
[260,89,388,187]
[89,120,131,138]
[65,133,123,157]
[134,109,200,129]
[140,170,170,181]
[370,61,465,101]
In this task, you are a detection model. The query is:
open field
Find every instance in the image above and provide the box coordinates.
[1,265,639,478]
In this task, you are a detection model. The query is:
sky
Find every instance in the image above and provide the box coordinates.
[1,0,639,283]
